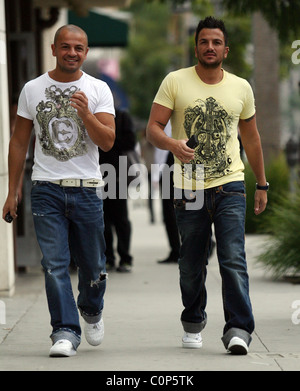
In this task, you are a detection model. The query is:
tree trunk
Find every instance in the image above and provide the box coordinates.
[252,11,281,164]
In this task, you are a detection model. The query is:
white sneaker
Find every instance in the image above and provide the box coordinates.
[49,339,76,357]
[182,332,203,348]
[84,318,104,346]
[227,336,248,355]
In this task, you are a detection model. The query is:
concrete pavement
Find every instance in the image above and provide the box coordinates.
[1,199,300,372]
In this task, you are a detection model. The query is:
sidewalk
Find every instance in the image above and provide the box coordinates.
[1,199,300,372]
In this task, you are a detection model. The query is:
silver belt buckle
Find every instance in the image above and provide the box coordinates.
[84,179,101,187]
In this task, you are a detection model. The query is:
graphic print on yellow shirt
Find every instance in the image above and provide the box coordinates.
[153,67,256,190]
[184,96,234,181]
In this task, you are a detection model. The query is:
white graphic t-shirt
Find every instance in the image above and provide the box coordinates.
[153,67,256,190]
[17,71,115,181]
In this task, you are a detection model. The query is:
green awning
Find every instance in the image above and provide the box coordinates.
[68,10,129,47]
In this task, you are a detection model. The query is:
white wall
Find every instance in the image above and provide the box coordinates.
[41,8,67,73]
[0,0,15,296]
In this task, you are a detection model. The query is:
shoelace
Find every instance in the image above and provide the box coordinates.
[185,333,201,340]
[87,321,101,330]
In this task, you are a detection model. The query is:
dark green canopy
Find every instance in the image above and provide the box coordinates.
[68,10,129,47]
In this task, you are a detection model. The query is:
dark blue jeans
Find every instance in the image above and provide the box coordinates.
[31,181,107,349]
[175,181,254,348]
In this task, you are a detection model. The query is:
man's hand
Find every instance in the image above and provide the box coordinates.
[69,91,115,151]
[172,139,195,163]
[2,195,18,222]
[70,91,90,119]
[254,190,267,215]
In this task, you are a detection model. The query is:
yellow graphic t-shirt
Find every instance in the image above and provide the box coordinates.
[153,66,256,190]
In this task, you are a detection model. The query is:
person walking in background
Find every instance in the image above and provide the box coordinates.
[2,25,115,357]
[157,150,181,264]
[100,108,136,273]
[154,121,180,264]
[140,129,156,224]
[146,16,268,355]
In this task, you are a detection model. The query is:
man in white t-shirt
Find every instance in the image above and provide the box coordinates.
[147,16,268,355]
[2,25,115,357]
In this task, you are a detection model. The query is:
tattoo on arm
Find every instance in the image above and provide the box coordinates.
[155,120,167,128]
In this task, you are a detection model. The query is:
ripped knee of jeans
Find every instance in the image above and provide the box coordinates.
[90,272,107,288]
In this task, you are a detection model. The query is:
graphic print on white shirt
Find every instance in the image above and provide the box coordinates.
[36,85,87,161]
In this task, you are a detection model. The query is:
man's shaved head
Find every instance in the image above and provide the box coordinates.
[54,25,88,47]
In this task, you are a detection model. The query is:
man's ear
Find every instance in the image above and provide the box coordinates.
[224,46,229,59]
[51,44,56,57]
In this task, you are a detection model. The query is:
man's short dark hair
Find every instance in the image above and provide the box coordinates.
[195,16,228,46]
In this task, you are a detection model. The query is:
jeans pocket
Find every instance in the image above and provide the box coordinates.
[219,182,246,198]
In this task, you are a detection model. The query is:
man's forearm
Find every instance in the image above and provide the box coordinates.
[243,139,266,185]
[239,116,267,185]
[82,112,115,151]
[8,143,27,198]
[146,122,176,151]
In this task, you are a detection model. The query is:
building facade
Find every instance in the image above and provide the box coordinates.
[0,0,14,296]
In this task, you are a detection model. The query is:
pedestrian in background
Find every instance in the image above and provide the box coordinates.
[2,25,115,357]
[100,108,135,273]
[146,16,268,355]
[154,121,180,264]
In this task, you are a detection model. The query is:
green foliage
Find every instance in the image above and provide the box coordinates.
[221,0,300,78]
[221,0,300,43]
[120,0,182,120]
[256,188,300,278]
[244,153,290,233]
[191,0,214,14]
[154,0,300,42]
[220,16,252,80]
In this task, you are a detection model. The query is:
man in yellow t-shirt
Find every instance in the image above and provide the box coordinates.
[146,16,268,355]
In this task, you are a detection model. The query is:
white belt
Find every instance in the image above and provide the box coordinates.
[50,179,104,188]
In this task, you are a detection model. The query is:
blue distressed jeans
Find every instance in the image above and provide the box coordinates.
[175,181,254,348]
[31,181,107,349]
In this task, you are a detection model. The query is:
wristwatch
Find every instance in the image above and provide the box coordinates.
[256,182,269,191]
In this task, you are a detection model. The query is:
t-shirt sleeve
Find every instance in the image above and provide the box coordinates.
[153,73,176,110]
[240,81,256,120]
[17,85,33,120]
[94,82,115,116]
